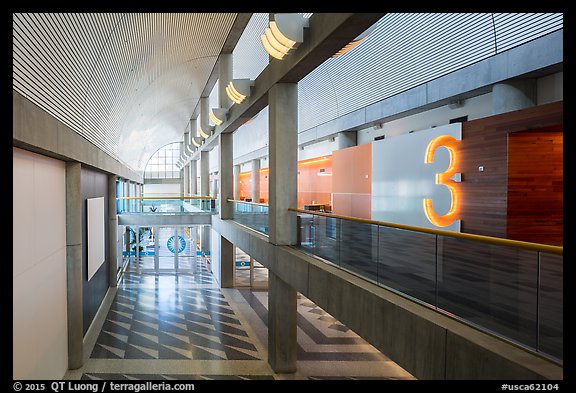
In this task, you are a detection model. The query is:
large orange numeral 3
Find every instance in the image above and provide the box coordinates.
[423,135,461,227]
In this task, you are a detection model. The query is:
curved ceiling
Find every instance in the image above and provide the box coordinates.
[12,13,238,172]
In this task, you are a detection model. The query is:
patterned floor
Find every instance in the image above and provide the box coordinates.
[66,256,414,380]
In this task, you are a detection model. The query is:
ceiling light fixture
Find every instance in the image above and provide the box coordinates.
[209,108,228,126]
[332,24,377,58]
[185,142,194,155]
[226,79,254,104]
[192,137,201,148]
[198,127,210,139]
[261,14,309,60]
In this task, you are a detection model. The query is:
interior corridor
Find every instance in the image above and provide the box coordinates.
[64,255,415,380]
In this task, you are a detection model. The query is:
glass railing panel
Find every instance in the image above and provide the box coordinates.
[339,219,378,282]
[231,202,269,235]
[297,213,315,255]
[437,236,538,349]
[377,226,437,305]
[118,198,217,214]
[312,215,340,265]
[538,252,563,360]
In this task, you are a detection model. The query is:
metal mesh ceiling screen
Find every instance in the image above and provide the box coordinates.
[13,12,237,171]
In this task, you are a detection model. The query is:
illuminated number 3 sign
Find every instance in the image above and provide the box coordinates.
[423,135,461,227]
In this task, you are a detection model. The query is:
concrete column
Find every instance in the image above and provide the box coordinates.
[251,159,260,203]
[190,160,198,195]
[233,164,241,201]
[219,235,234,288]
[173,227,179,272]
[211,174,219,199]
[268,83,298,245]
[123,180,129,213]
[190,117,198,141]
[219,53,233,110]
[268,271,297,373]
[267,82,299,373]
[124,226,131,264]
[200,150,210,252]
[200,151,210,196]
[179,142,185,195]
[65,162,83,369]
[183,164,190,196]
[492,79,536,115]
[200,97,210,134]
[154,226,159,270]
[220,133,234,218]
[337,131,357,150]
[108,175,118,288]
[183,136,190,195]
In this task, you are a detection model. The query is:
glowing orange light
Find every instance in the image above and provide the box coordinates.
[298,156,332,166]
[423,135,460,227]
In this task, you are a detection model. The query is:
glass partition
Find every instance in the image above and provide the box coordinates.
[117,197,217,214]
[538,253,563,360]
[378,227,437,305]
[294,211,562,361]
[230,200,269,235]
[437,236,538,349]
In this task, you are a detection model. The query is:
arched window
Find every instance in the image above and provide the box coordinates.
[144,142,181,179]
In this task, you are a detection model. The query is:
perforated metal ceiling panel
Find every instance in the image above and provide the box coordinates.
[13,13,237,171]
[298,13,563,132]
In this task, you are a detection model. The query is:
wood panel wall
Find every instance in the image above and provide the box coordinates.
[507,130,563,245]
[459,101,562,239]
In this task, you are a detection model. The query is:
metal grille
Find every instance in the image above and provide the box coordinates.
[233,13,269,79]
[298,12,563,132]
[13,13,237,170]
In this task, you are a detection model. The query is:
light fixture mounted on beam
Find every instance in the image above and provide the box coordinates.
[226,79,254,104]
[261,13,309,60]
[198,127,210,139]
[191,136,201,148]
[209,108,228,126]
[332,24,377,58]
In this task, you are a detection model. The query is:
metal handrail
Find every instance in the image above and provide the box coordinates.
[289,208,563,255]
[228,198,269,207]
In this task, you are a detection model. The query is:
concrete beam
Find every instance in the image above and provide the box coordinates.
[13,91,143,183]
[117,213,213,226]
[295,29,563,144]
[188,13,252,120]
[211,216,563,380]
[189,13,385,158]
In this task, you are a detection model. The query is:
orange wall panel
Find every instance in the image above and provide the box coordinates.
[239,172,252,199]
[259,170,269,203]
[332,144,372,219]
[297,156,332,208]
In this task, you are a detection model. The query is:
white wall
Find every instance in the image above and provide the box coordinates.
[298,139,336,161]
[358,93,493,145]
[143,183,180,196]
[13,147,68,379]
